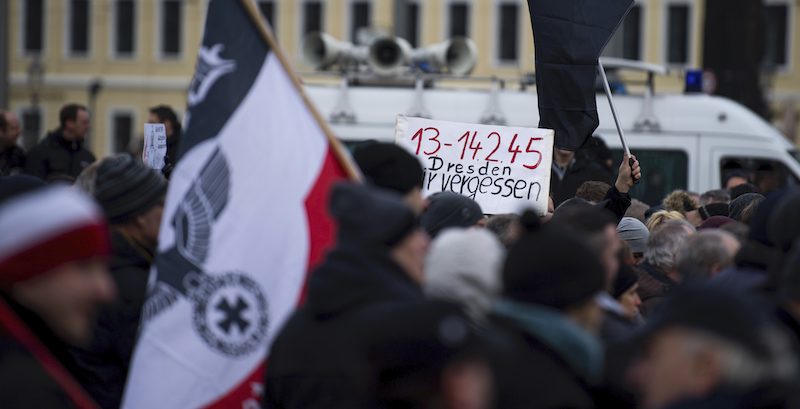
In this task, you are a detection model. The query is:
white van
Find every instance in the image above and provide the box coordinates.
[302,58,800,206]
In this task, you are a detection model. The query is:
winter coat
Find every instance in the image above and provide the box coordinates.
[596,185,632,224]
[486,299,601,409]
[550,157,615,207]
[69,231,151,409]
[24,129,96,181]
[635,263,676,319]
[0,145,26,176]
[265,239,464,409]
[0,293,89,409]
[600,310,644,345]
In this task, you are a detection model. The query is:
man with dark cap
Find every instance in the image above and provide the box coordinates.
[487,211,606,409]
[723,169,752,190]
[0,185,116,409]
[421,191,485,238]
[70,154,167,409]
[627,288,796,409]
[265,183,467,409]
[353,142,427,215]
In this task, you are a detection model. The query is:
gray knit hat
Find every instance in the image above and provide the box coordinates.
[94,154,168,224]
[616,217,649,253]
[729,192,765,221]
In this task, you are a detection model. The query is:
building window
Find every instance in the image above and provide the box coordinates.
[622,4,641,60]
[406,3,419,47]
[498,3,519,62]
[351,2,370,43]
[303,2,323,35]
[112,112,134,153]
[24,0,44,53]
[764,4,788,67]
[161,0,182,57]
[449,3,469,38]
[69,0,90,55]
[666,4,689,64]
[258,1,275,32]
[115,0,135,55]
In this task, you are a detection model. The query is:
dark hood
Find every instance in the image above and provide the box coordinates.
[305,183,422,319]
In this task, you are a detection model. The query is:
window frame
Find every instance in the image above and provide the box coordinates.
[446,0,471,39]
[64,0,92,58]
[622,3,644,61]
[156,0,184,61]
[110,0,138,60]
[257,0,277,34]
[107,108,137,156]
[763,0,794,73]
[662,1,694,67]
[19,0,47,56]
[348,0,372,44]
[494,0,522,66]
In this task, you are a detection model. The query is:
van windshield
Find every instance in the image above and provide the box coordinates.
[611,149,689,207]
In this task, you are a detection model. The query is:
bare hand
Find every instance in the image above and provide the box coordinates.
[615,153,641,193]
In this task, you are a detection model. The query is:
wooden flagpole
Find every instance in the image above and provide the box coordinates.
[238,0,363,182]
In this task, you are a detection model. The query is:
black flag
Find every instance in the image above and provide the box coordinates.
[528,0,633,150]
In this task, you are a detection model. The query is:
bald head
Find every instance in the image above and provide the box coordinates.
[0,110,22,147]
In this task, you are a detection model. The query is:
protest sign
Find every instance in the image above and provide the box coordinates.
[395,115,554,216]
[143,123,168,170]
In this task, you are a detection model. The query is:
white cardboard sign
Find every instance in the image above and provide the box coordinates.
[395,115,554,216]
[143,123,168,170]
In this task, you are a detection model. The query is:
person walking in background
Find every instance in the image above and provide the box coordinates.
[24,104,95,181]
[0,110,25,176]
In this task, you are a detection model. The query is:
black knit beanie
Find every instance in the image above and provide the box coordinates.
[503,218,605,310]
[353,142,423,195]
[698,202,729,220]
[330,182,416,247]
[94,154,168,224]
[612,261,639,299]
[420,192,483,238]
[729,193,764,221]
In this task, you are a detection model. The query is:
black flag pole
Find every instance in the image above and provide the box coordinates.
[597,60,629,156]
[598,59,638,184]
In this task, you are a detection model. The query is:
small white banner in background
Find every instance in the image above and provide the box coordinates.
[395,115,554,216]
[143,123,168,170]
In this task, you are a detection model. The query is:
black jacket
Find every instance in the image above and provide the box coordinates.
[24,129,96,181]
[486,315,595,409]
[551,156,615,207]
[69,231,152,409]
[265,239,463,409]
[0,145,26,176]
[0,293,86,409]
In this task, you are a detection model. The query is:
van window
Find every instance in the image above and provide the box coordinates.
[611,149,688,207]
[721,157,799,196]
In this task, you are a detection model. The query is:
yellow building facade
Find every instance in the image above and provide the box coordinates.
[5,0,799,157]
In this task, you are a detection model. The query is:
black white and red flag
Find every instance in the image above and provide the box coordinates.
[122,1,357,407]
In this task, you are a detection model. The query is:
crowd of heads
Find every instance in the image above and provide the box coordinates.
[3,125,800,409]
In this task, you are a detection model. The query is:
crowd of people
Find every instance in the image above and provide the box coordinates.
[1,103,800,409]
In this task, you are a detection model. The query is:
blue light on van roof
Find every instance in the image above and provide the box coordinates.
[685,69,703,93]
